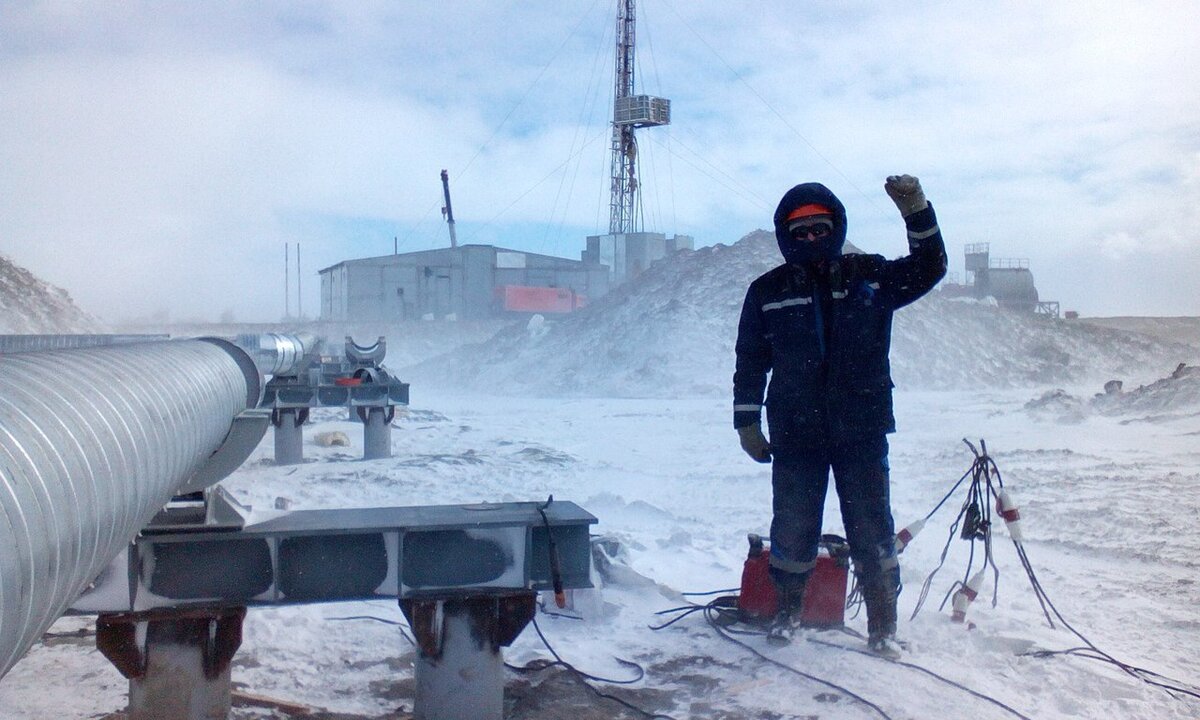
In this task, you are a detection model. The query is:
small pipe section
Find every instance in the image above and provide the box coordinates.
[234,332,318,379]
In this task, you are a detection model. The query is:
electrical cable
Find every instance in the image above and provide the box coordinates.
[525,615,678,720]
[804,636,1035,720]
[325,615,416,647]
[652,600,891,716]
[681,587,740,596]
[911,440,1200,703]
[657,595,1034,720]
[699,602,895,720]
[1009,537,1200,700]
[1019,648,1200,700]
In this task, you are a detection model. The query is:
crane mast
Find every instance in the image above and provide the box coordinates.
[440,168,458,248]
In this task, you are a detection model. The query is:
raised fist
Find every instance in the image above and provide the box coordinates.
[884,174,928,217]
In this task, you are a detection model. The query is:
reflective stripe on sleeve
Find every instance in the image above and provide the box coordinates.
[907,225,940,240]
[762,296,812,312]
[733,404,762,412]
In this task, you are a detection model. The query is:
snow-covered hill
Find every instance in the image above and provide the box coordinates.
[0,253,100,333]
[405,231,1196,397]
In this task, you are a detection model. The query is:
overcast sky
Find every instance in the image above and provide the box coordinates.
[2,1,1198,322]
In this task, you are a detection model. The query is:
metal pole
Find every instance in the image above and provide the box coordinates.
[285,244,290,319]
[297,242,302,320]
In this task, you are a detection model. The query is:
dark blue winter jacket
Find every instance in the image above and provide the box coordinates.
[733,183,946,447]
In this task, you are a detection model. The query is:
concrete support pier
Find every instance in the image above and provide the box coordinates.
[362,406,392,460]
[97,608,245,720]
[272,408,306,465]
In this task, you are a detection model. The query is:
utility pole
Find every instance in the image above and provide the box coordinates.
[296,242,302,319]
[608,0,670,234]
[440,169,458,248]
[284,244,290,319]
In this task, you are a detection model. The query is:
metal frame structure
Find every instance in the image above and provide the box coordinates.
[263,336,410,464]
[608,0,670,234]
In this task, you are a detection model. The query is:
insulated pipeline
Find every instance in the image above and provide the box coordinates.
[0,339,257,678]
[236,332,319,377]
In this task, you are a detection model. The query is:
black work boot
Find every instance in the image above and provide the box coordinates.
[766,580,807,646]
[862,580,900,659]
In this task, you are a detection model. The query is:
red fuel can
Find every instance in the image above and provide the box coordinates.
[736,534,850,628]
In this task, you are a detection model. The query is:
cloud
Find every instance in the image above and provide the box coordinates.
[1,1,1198,320]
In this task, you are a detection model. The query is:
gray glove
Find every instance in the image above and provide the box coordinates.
[737,424,772,463]
[884,174,928,217]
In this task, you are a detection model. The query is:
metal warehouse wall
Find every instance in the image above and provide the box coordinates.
[320,246,608,322]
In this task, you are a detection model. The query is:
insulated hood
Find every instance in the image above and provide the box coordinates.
[773,182,848,266]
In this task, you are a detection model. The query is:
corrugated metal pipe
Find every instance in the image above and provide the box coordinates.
[0,338,259,678]
[235,332,319,377]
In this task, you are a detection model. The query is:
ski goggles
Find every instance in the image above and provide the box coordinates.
[788,219,834,241]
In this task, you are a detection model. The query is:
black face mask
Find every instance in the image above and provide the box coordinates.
[779,234,843,266]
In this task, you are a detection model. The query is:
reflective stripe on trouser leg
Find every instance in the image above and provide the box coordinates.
[769,445,831,592]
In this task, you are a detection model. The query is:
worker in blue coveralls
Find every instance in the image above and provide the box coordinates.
[733,175,946,656]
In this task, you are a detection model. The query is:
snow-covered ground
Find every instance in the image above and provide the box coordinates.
[2,383,1198,719]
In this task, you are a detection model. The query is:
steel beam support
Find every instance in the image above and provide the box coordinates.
[97,608,245,720]
[401,592,536,720]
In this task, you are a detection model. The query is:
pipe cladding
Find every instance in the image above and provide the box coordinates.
[0,340,253,678]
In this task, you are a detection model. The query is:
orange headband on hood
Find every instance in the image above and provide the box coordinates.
[785,203,834,222]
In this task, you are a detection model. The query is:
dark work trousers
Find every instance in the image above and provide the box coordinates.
[768,435,900,597]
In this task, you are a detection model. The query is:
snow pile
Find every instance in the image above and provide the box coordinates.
[1027,363,1200,421]
[0,253,100,333]
[406,231,1194,397]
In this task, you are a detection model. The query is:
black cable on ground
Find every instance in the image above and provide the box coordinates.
[659,594,1035,720]
[647,604,708,631]
[681,587,740,596]
[326,614,416,646]
[1019,648,1200,700]
[698,602,896,720]
[917,441,1200,704]
[974,448,1198,701]
[1011,541,1200,701]
[805,636,1035,720]
[528,616,678,720]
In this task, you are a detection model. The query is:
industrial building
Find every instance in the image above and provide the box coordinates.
[582,232,693,285]
[318,245,609,322]
[942,242,1060,317]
